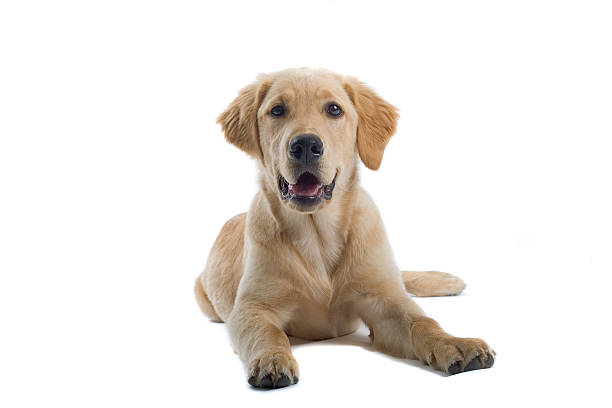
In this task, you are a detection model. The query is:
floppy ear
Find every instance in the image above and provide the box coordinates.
[343,78,399,170]
[216,77,271,159]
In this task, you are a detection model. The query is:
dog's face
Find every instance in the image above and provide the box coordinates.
[218,68,398,213]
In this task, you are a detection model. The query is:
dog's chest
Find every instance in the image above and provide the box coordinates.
[283,213,361,340]
[289,213,344,281]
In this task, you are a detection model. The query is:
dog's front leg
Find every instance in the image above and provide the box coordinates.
[227,295,299,389]
[355,284,495,374]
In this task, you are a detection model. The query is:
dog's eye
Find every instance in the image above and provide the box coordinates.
[270,105,286,117]
[326,103,343,118]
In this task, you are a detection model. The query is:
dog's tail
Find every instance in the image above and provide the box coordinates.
[194,276,222,322]
[401,271,466,297]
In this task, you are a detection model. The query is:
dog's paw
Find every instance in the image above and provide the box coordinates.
[247,352,299,389]
[421,336,495,375]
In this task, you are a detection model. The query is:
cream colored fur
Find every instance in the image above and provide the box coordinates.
[195,68,494,388]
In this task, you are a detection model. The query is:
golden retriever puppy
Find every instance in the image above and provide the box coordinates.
[195,68,494,389]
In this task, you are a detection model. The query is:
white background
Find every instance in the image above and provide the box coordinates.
[1,1,611,406]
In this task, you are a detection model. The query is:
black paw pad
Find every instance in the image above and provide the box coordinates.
[447,353,495,375]
[484,354,495,368]
[464,356,482,372]
[248,375,258,387]
[259,374,274,388]
[248,372,295,389]
[275,374,291,388]
[448,361,462,375]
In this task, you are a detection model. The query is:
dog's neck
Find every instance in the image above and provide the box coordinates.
[258,164,360,273]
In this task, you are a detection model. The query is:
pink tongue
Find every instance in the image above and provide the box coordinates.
[291,183,319,196]
[290,173,321,196]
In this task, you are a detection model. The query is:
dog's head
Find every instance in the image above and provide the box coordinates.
[217,68,398,213]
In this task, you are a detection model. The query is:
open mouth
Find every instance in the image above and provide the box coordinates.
[278,171,336,202]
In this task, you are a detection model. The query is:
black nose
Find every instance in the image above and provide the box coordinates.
[288,134,324,164]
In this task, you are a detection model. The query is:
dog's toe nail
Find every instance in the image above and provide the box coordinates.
[275,373,291,388]
[464,357,481,372]
[259,374,274,388]
[484,354,495,368]
[448,361,462,375]
[293,376,299,384]
[248,375,258,387]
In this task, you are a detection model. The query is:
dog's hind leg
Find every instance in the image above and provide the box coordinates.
[195,213,247,322]
[194,276,222,322]
[401,271,466,297]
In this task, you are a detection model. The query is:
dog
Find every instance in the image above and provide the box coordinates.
[195,68,495,389]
